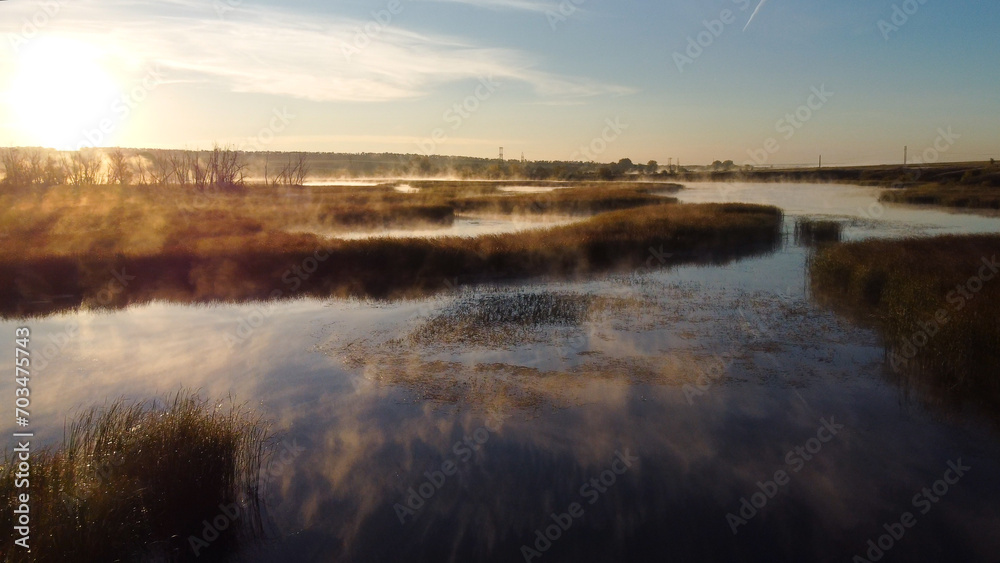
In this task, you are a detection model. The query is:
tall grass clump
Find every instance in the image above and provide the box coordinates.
[810,235,1000,410]
[879,183,1000,209]
[0,391,270,562]
[794,218,842,246]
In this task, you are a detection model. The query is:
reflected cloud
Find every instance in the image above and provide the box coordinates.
[2,276,999,561]
[251,379,1000,562]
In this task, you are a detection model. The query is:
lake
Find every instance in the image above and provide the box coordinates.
[4,182,1000,562]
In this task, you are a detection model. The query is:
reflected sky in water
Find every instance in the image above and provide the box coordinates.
[330,215,580,240]
[3,183,1000,562]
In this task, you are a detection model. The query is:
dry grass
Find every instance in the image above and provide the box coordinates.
[810,235,1000,410]
[878,183,1000,209]
[0,181,681,259]
[0,202,782,316]
[0,391,269,562]
[794,218,842,246]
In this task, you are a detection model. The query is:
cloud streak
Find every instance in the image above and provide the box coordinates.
[0,0,630,103]
[418,0,557,13]
[743,0,770,31]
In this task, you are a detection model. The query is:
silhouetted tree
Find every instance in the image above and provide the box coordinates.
[106,148,133,185]
[69,151,103,186]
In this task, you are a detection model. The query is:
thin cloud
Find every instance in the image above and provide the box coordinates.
[743,0,770,31]
[417,0,557,13]
[0,0,629,103]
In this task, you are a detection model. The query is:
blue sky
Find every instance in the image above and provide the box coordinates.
[1,0,997,165]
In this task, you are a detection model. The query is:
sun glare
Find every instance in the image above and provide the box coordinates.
[8,36,122,150]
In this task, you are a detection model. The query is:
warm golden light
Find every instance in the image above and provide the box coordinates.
[8,36,122,150]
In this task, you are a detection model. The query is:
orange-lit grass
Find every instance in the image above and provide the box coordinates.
[1,203,782,316]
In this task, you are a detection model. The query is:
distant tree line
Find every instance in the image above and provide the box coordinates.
[1,147,689,188]
[0,146,310,190]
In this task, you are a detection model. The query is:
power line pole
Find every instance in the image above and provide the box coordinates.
[903,146,907,166]
[818,155,822,169]
[499,147,504,161]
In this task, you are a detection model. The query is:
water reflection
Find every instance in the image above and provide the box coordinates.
[331,215,578,241]
[245,380,1000,562]
[3,183,1000,561]
[674,182,1000,240]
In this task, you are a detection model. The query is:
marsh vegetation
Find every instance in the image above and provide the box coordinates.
[878,182,1000,209]
[0,178,782,316]
[0,391,269,562]
[810,235,1000,411]
[794,218,843,246]
[4,179,1000,562]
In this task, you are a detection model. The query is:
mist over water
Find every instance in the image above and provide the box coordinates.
[4,183,1000,562]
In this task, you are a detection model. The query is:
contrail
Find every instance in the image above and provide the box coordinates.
[743,0,769,31]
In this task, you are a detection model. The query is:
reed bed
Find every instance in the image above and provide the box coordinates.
[0,391,270,562]
[810,235,1000,408]
[879,183,1000,209]
[1,203,783,317]
[794,218,842,246]
[0,181,681,259]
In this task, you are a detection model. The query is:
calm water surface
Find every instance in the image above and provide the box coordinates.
[3,183,1000,562]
